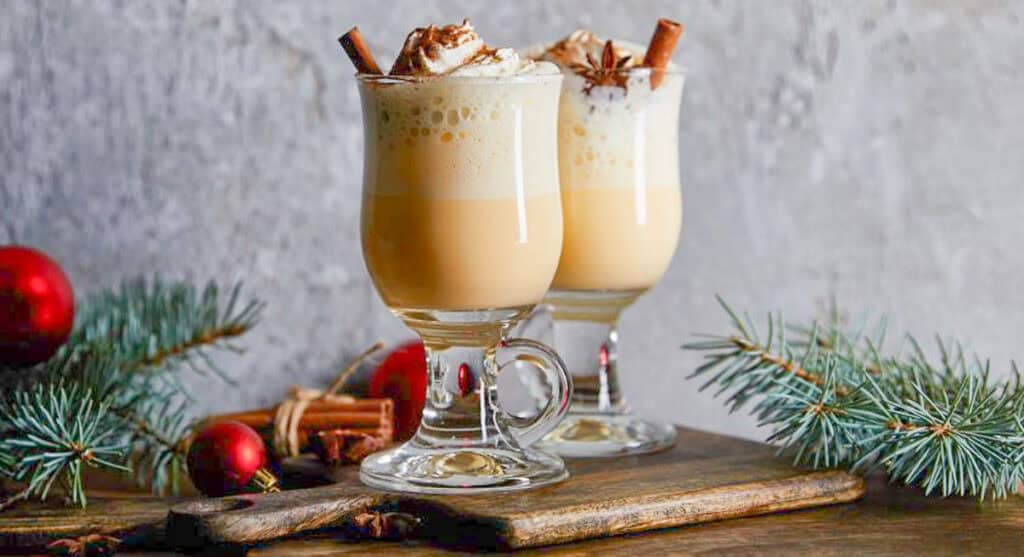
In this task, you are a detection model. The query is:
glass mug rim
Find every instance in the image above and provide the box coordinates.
[354,72,564,86]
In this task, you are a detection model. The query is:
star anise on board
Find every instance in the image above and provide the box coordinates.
[569,39,632,93]
[349,511,421,539]
[46,534,121,556]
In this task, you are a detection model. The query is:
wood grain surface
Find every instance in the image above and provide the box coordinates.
[0,428,866,552]
[164,428,864,550]
[234,473,1024,557]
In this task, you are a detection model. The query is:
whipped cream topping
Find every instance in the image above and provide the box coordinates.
[390,19,549,77]
[537,30,639,69]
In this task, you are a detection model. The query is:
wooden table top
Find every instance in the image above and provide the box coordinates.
[5,426,1021,556]
[111,471,1021,556]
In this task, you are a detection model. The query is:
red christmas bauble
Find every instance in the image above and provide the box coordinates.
[187,420,275,497]
[369,341,427,441]
[0,246,75,366]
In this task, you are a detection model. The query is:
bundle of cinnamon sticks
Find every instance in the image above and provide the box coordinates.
[204,344,396,465]
[216,398,394,447]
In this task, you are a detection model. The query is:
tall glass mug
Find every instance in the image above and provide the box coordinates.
[536,67,685,457]
[356,71,573,493]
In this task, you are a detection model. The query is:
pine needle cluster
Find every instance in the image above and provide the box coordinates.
[0,279,263,509]
[685,297,1024,499]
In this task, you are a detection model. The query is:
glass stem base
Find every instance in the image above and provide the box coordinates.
[535,289,677,458]
[360,438,567,494]
[539,413,677,458]
[361,307,568,493]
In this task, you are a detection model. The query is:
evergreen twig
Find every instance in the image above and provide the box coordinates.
[0,278,262,508]
[685,296,1024,499]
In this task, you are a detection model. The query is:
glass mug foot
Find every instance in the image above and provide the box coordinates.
[361,444,567,494]
[539,413,676,458]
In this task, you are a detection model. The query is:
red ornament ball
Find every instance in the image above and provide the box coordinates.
[0,246,75,366]
[369,341,427,442]
[187,420,271,497]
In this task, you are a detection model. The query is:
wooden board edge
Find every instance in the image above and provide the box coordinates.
[166,491,384,548]
[498,470,866,549]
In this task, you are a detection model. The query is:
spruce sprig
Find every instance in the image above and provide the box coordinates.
[70,279,263,380]
[0,278,262,509]
[685,296,1024,499]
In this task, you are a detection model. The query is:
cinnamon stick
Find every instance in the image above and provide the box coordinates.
[338,27,383,75]
[642,18,684,89]
[222,399,391,423]
[210,399,393,432]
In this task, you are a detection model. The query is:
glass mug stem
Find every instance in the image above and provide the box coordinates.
[360,314,573,494]
[550,306,626,415]
[534,290,677,457]
[417,336,572,450]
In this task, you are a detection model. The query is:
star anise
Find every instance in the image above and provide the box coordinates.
[309,429,389,466]
[569,40,632,93]
[349,511,420,539]
[46,534,120,556]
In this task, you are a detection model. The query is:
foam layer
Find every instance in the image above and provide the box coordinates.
[557,70,685,191]
[359,75,562,199]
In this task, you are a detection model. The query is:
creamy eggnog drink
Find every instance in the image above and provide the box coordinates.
[527,21,686,458]
[343,21,572,493]
[542,30,684,293]
[360,71,563,311]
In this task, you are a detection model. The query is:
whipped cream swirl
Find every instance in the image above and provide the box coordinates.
[390,19,548,77]
[535,29,639,69]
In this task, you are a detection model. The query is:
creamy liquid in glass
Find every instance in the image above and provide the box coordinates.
[551,70,684,292]
[359,75,563,311]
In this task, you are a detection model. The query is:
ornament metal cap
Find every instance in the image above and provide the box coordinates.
[251,467,281,493]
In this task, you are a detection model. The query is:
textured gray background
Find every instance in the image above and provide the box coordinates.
[3,1,1024,441]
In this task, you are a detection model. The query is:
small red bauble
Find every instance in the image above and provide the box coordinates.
[186,420,278,497]
[457,363,474,397]
[369,341,427,442]
[0,245,75,366]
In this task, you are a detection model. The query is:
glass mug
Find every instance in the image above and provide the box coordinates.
[528,67,686,457]
[355,71,572,493]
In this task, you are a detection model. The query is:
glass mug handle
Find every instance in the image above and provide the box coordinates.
[495,338,572,447]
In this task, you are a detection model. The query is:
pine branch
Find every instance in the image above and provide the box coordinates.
[0,363,130,507]
[114,377,192,494]
[0,278,262,507]
[0,487,31,513]
[685,296,1024,499]
[69,279,264,380]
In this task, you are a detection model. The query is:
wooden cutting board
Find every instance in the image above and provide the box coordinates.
[164,427,864,550]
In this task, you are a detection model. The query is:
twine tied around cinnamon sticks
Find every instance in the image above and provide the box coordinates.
[208,342,393,461]
[271,342,384,458]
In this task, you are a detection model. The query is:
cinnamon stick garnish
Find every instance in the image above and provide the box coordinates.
[338,26,383,75]
[642,18,684,89]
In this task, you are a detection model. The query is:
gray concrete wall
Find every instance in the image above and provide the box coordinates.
[3,1,1023,441]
